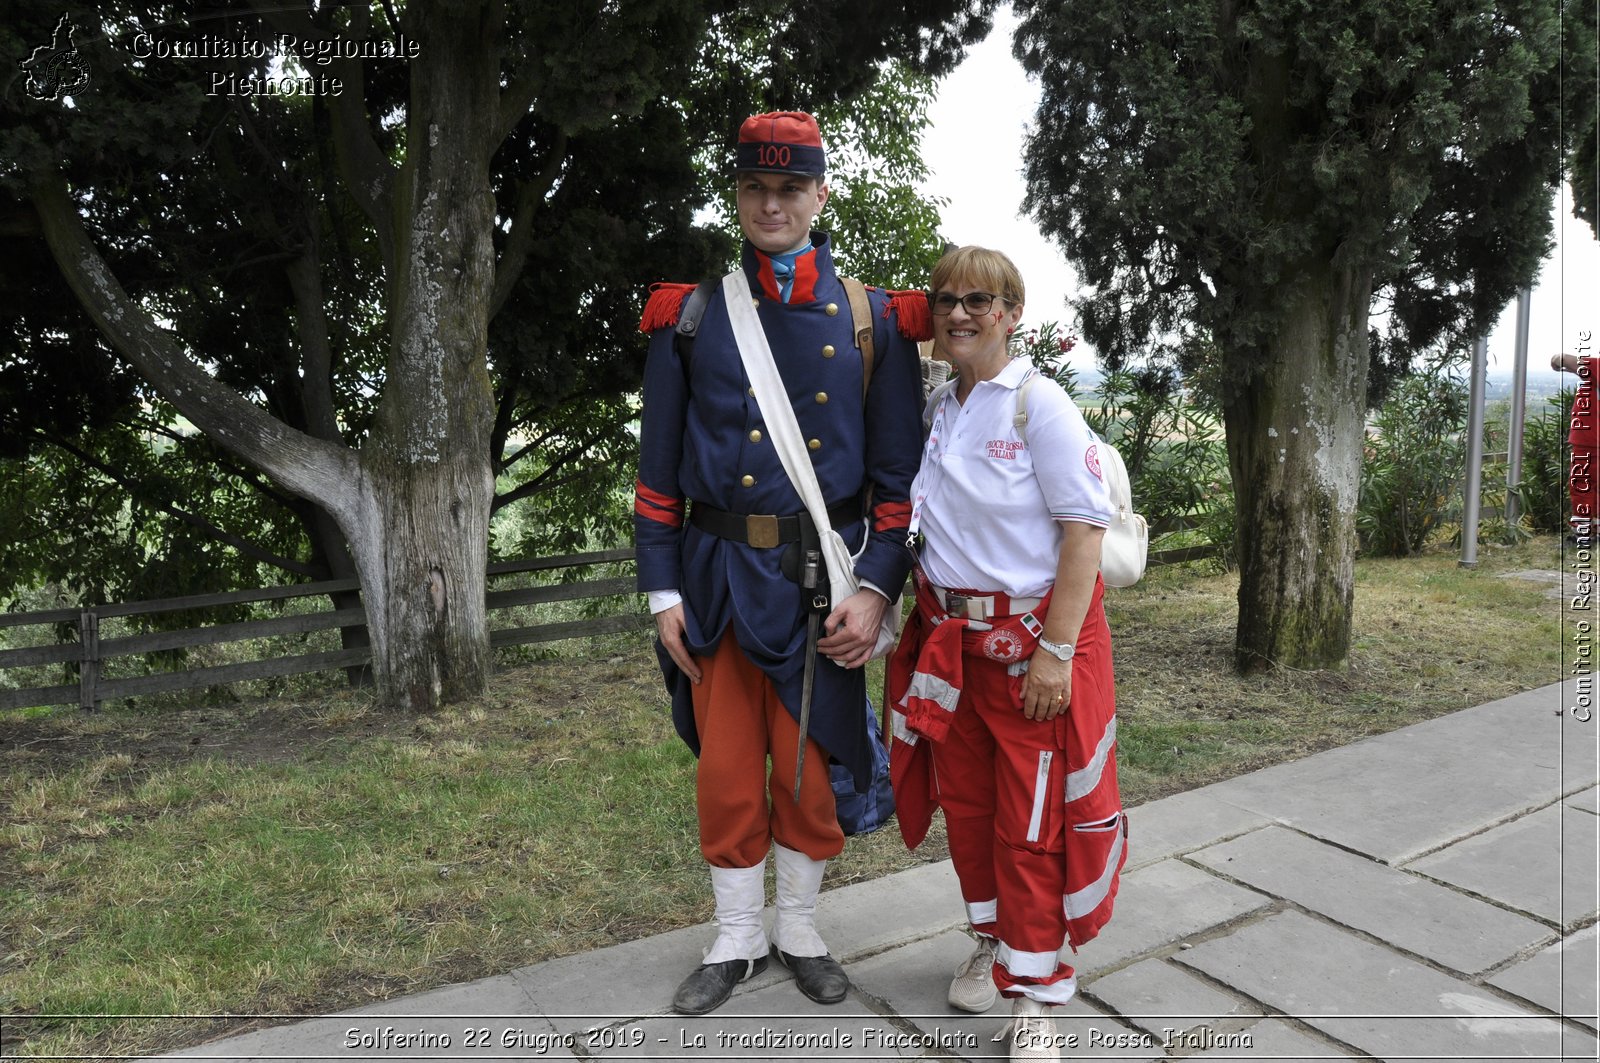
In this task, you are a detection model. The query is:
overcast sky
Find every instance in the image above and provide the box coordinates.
[918,6,1600,380]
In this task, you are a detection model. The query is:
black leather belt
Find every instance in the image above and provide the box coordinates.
[690,497,863,549]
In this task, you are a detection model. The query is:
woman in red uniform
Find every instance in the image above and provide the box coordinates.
[887,246,1126,1062]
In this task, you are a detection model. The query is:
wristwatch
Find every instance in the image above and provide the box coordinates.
[1036,638,1074,661]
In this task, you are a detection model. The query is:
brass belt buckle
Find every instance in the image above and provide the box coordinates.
[746,513,781,549]
[945,594,969,618]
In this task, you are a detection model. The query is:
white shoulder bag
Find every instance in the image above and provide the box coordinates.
[1015,370,1148,587]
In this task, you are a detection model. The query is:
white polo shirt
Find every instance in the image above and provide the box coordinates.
[911,357,1113,599]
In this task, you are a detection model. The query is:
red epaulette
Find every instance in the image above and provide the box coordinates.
[883,289,933,342]
[638,282,697,334]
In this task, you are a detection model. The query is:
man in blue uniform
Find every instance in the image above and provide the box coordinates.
[634,111,927,1015]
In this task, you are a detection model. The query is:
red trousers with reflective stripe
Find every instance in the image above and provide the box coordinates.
[934,649,1077,996]
[932,587,1119,999]
[690,629,844,868]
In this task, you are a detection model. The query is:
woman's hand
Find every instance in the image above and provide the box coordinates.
[1020,651,1072,720]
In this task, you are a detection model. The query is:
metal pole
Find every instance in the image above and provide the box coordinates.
[1505,287,1531,530]
[1461,334,1488,567]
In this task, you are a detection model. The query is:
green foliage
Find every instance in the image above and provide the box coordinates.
[1022,324,1237,567]
[693,59,948,291]
[1014,0,1567,668]
[1515,389,1575,533]
[1562,0,1599,237]
[1,0,991,614]
[1357,371,1468,556]
[1085,368,1231,541]
[1014,0,1566,387]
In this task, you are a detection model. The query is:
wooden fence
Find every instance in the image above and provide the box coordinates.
[0,548,643,713]
[0,540,1219,714]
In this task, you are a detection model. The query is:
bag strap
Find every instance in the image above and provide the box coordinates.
[841,276,875,401]
[721,269,859,607]
[677,276,876,390]
[1014,367,1038,444]
[672,280,718,368]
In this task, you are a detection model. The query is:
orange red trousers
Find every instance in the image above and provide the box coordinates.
[689,629,844,868]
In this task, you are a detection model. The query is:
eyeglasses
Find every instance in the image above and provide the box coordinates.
[929,290,1004,316]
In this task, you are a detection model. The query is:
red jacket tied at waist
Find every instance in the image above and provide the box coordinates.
[884,569,1125,949]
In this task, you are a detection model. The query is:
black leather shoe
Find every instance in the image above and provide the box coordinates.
[774,947,849,1004]
[671,955,767,1015]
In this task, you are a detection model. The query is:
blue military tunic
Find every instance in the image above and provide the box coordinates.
[634,233,926,790]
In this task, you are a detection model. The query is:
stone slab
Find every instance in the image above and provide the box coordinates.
[811,858,966,958]
[512,921,781,1028]
[1176,909,1597,1060]
[1570,785,1599,815]
[847,928,1001,1018]
[1490,925,1600,1031]
[1066,858,1273,971]
[1195,682,1598,864]
[585,976,916,1059]
[1407,802,1599,928]
[1084,957,1251,1040]
[1121,790,1272,871]
[149,975,566,1060]
[848,931,1161,1061]
[1188,1019,1353,1059]
[512,860,962,1031]
[1190,825,1550,973]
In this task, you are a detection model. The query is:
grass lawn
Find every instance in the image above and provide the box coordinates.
[0,534,1572,1059]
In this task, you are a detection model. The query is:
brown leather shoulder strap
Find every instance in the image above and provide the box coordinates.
[841,276,874,401]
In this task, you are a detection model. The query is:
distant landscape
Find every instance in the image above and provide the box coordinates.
[1066,366,1573,403]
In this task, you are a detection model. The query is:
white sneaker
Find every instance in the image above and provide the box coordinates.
[947,935,999,1012]
[993,997,1059,1062]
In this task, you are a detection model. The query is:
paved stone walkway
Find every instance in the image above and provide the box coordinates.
[150,681,1598,1062]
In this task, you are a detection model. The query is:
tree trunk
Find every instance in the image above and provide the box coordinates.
[1221,263,1373,672]
[344,455,492,711]
[341,1,500,711]
[29,0,504,713]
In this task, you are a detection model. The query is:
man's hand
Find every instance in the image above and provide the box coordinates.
[817,588,890,670]
[654,603,702,684]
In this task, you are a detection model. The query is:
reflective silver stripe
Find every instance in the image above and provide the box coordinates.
[890,708,919,746]
[1063,813,1125,919]
[996,940,1060,978]
[905,670,960,713]
[1011,974,1078,1005]
[965,898,998,926]
[1065,716,1117,803]
[1026,750,1052,842]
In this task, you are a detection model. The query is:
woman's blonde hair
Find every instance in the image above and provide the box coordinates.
[929,245,1026,306]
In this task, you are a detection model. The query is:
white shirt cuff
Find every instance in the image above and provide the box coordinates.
[858,579,891,601]
[648,590,683,614]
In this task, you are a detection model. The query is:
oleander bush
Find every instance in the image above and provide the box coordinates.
[1024,326,1234,564]
[1358,370,1469,557]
